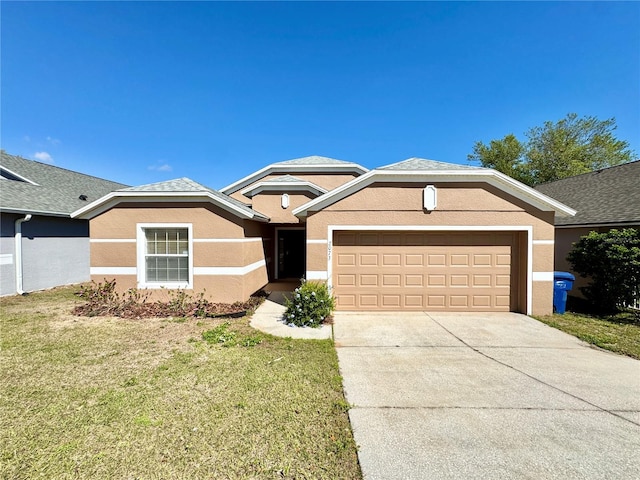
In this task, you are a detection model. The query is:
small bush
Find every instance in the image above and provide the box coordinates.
[283,280,335,328]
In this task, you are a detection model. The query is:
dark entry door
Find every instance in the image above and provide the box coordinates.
[277,230,306,279]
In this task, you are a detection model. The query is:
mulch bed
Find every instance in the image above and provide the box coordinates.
[73,289,266,320]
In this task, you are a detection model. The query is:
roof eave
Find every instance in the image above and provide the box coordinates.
[221,163,368,195]
[293,169,577,218]
[71,191,270,222]
[0,207,71,218]
[241,181,328,198]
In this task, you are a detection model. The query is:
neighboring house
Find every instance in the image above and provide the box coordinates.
[0,151,127,296]
[535,160,640,298]
[73,155,575,315]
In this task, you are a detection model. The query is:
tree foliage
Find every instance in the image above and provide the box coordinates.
[468,114,634,186]
[567,229,640,313]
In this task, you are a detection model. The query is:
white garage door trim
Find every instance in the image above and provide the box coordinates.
[324,225,535,315]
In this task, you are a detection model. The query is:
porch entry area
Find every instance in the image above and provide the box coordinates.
[275,228,306,280]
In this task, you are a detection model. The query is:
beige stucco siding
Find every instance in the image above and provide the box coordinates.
[307,210,555,240]
[305,182,555,315]
[306,242,329,272]
[88,202,268,303]
[90,242,137,267]
[532,243,555,272]
[250,192,315,223]
[323,183,529,212]
[91,202,246,239]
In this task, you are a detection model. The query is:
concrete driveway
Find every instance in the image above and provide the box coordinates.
[334,312,640,479]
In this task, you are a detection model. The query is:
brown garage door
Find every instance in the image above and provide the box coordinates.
[333,231,518,311]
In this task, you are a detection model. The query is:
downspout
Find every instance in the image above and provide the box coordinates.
[15,214,32,295]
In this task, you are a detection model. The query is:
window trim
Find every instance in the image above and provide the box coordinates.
[136,223,193,289]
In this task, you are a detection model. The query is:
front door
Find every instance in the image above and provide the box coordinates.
[277,229,306,279]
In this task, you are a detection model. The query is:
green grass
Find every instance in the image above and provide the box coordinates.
[536,308,640,359]
[0,286,361,479]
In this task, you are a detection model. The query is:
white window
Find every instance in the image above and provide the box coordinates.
[137,224,193,289]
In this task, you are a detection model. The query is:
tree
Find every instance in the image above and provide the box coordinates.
[468,114,635,186]
[567,228,640,313]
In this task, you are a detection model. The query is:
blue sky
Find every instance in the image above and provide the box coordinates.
[2,1,638,189]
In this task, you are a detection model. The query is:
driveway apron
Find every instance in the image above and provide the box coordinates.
[334,312,640,480]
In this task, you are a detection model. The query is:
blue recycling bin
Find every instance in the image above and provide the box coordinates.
[553,271,575,314]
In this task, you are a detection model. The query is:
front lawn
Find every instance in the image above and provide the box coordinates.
[0,286,361,479]
[536,308,640,359]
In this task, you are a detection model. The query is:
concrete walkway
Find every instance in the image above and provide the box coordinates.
[249,289,332,340]
[334,311,640,480]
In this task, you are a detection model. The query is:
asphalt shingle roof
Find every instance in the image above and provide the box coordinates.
[534,161,640,226]
[273,155,354,166]
[121,177,209,192]
[0,151,127,216]
[260,175,305,183]
[121,177,268,220]
[379,158,478,171]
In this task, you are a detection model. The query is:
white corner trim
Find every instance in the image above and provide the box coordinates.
[306,270,328,280]
[91,267,137,275]
[90,238,136,243]
[193,259,266,276]
[532,240,555,245]
[532,272,554,282]
[306,239,328,244]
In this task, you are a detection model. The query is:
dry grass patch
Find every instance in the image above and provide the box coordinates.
[0,286,361,479]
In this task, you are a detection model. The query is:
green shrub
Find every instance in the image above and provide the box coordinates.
[568,228,640,313]
[283,280,335,328]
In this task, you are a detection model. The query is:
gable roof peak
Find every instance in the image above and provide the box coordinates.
[274,155,353,166]
[120,177,212,193]
[378,158,477,171]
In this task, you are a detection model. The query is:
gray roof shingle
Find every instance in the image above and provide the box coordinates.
[0,151,127,216]
[274,155,354,166]
[534,161,640,226]
[120,177,268,220]
[121,177,209,192]
[378,158,477,171]
[260,174,305,183]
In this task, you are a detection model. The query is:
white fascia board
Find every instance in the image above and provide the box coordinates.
[71,191,269,222]
[555,221,640,229]
[486,170,577,217]
[220,163,369,195]
[240,181,328,198]
[293,169,577,218]
[293,170,377,218]
[0,207,70,218]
